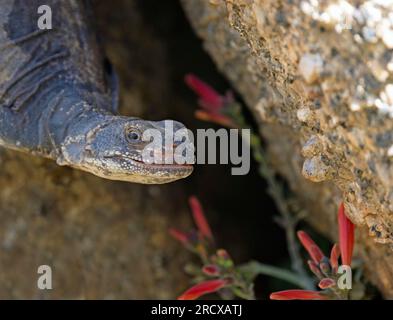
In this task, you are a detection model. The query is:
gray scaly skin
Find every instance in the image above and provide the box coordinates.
[0,0,193,184]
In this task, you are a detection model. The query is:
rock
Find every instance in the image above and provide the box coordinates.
[298,54,324,84]
[182,0,393,297]
[302,156,335,182]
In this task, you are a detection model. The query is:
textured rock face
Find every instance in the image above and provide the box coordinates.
[182,0,393,297]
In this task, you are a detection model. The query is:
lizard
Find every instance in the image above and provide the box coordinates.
[0,0,193,184]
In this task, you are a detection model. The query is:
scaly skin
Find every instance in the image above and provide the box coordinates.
[0,0,193,184]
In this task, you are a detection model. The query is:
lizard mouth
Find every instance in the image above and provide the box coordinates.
[105,154,194,172]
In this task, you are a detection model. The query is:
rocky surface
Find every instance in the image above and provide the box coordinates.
[0,0,192,299]
[182,0,393,297]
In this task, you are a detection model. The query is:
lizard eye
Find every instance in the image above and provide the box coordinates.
[126,129,141,143]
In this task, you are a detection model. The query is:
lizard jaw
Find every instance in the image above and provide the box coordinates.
[96,154,194,184]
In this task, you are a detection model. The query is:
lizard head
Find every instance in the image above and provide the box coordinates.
[62,117,194,184]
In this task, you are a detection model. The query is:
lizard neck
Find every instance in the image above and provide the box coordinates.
[38,88,115,163]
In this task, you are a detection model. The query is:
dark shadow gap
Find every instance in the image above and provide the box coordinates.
[136,0,288,297]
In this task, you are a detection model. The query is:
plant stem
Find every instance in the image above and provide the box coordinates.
[249,132,315,290]
[228,104,315,290]
[239,260,309,289]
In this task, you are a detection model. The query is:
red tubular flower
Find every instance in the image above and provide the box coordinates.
[319,259,331,274]
[270,290,327,300]
[185,74,236,128]
[195,110,236,128]
[178,279,229,300]
[297,230,325,264]
[185,74,224,112]
[330,243,340,273]
[216,249,230,259]
[202,264,220,276]
[318,278,336,289]
[169,228,189,246]
[338,203,355,266]
[189,196,214,241]
[307,260,323,278]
